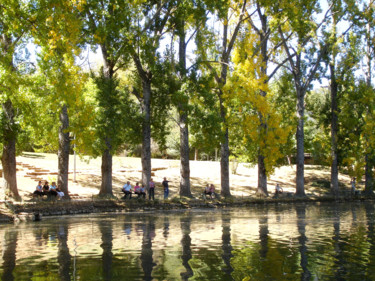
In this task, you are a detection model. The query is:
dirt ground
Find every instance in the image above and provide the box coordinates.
[9,152,354,200]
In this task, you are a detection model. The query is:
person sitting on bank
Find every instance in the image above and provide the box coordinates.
[56,186,65,199]
[275,184,283,197]
[209,184,216,199]
[140,184,146,199]
[204,184,212,199]
[134,182,141,198]
[49,182,58,197]
[122,181,132,199]
[42,181,50,195]
[33,181,44,197]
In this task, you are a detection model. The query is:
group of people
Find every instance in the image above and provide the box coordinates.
[121,177,170,200]
[33,181,64,199]
[203,184,216,199]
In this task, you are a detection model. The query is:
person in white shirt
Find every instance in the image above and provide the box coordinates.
[122,181,132,199]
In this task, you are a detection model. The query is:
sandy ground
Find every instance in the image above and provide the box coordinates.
[9,152,353,200]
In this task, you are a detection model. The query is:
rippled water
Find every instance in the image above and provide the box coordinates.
[1,202,375,280]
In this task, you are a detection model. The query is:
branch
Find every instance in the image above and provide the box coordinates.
[278,26,296,72]
[267,55,295,81]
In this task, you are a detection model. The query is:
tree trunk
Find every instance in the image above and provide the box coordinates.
[257,154,268,196]
[58,104,70,198]
[98,47,115,196]
[330,64,339,196]
[99,143,113,196]
[179,113,191,197]
[295,88,305,196]
[194,148,198,161]
[141,79,152,190]
[220,127,231,197]
[178,19,191,197]
[1,100,20,201]
[365,154,374,195]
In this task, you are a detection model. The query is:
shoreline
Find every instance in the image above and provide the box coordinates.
[0,195,372,224]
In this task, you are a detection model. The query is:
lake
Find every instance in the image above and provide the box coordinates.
[1,202,375,280]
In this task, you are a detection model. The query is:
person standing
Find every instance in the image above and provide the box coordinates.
[149,178,155,200]
[351,178,356,195]
[162,177,169,199]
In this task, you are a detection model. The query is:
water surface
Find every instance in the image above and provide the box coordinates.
[1,202,375,280]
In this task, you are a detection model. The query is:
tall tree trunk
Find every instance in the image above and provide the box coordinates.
[179,114,191,197]
[141,79,152,190]
[178,19,191,197]
[365,155,374,195]
[100,143,113,196]
[365,23,374,196]
[256,9,269,196]
[257,154,268,196]
[220,126,231,197]
[58,104,70,198]
[295,87,305,196]
[330,64,339,196]
[1,100,20,201]
[98,48,114,196]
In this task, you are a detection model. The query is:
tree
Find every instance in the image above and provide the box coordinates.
[198,0,247,197]
[0,0,38,200]
[277,0,329,196]
[35,0,86,198]
[129,1,176,190]
[82,0,133,196]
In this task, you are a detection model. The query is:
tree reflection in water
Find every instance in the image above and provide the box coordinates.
[2,229,17,281]
[180,214,193,280]
[140,217,156,281]
[296,203,311,281]
[99,220,113,281]
[57,222,71,281]
[2,203,375,280]
[221,211,233,277]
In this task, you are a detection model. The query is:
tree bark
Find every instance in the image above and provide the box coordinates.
[100,143,113,196]
[330,64,339,196]
[365,154,374,195]
[178,18,191,197]
[220,127,231,197]
[1,100,20,201]
[97,45,115,196]
[295,87,306,196]
[58,104,70,198]
[179,114,191,197]
[257,154,268,196]
[141,79,152,190]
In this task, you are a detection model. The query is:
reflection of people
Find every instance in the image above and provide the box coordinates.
[122,181,132,199]
[275,184,283,197]
[162,177,169,199]
[351,178,356,195]
[149,178,155,200]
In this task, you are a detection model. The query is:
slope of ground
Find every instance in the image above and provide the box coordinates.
[5,152,354,200]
